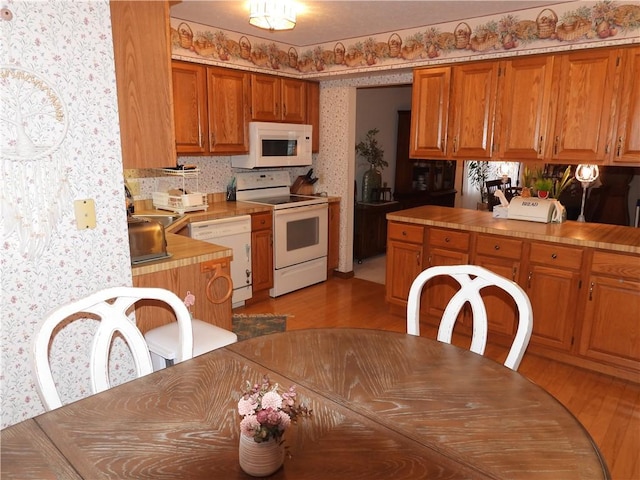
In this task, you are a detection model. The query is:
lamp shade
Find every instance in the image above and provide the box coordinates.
[249,0,296,31]
[575,164,599,184]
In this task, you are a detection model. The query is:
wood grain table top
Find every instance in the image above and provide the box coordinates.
[1,329,608,479]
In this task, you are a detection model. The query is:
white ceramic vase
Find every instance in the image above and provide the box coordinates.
[238,433,285,477]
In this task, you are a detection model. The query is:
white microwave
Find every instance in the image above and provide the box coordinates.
[232,122,312,169]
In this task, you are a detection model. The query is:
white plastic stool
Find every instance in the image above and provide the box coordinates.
[144,319,237,371]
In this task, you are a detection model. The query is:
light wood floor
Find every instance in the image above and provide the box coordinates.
[236,276,640,480]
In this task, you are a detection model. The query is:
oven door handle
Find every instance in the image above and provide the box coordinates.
[276,203,328,215]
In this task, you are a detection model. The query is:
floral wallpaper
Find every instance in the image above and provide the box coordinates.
[171,1,640,77]
[1,0,134,427]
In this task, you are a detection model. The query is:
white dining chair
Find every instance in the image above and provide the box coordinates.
[406,264,533,371]
[32,286,193,411]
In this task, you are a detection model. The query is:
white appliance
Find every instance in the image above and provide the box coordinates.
[189,216,252,307]
[231,122,313,169]
[236,171,328,297]
[507,197,565,223]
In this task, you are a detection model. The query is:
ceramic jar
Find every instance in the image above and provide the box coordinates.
[238,434,285,477]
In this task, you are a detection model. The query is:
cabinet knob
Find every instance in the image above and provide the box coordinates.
[402,231,407,236]
[551,253,557,259]
[445,237,450,243]
[617,136,623,157]
[494,244,500,250]
[261,219,266,225]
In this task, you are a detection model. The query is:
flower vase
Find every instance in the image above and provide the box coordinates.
[239,434,285,477]
[362,166,382,203]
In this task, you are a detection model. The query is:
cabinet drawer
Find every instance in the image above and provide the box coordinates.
[475,234,523,260]
[429,228,469,251]
[591,251,640,279]
[251,212,273,231]
[529,242,583,270]
[388,222,424,244]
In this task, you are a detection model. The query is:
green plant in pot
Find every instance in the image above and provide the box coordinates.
[534,177,554,199]
[356,128,388,203]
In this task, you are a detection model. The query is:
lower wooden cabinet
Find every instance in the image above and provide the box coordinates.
[579,251,640,372]
[328,201,340,272]
[133,258,233,332]
[386,220,639,380]
[525,242,584,352]
[251,212,273,293]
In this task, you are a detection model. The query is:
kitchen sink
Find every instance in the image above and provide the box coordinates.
[132,214,184,228]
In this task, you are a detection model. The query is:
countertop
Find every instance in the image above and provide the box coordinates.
[131,196,341,276]
[387,205,640,255]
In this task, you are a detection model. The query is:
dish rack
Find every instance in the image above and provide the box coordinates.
[152,168,208,214]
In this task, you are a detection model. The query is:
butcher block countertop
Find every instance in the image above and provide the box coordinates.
[131,201,272,276]
[387,206,640,255]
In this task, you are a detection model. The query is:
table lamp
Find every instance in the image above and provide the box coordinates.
[575,164,599,222]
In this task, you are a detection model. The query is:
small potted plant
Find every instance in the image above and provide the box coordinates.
[355,128,388,203]
[534,177,554,199]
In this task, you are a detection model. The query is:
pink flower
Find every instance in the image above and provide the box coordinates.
[261,391,282,410]
[183,291,195,309]
[240,415,260,437]
[238,397,257,416]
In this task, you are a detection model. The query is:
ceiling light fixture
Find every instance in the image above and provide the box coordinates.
[249,0,296,31]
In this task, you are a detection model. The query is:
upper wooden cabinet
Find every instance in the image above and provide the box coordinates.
[172,61,208,154]
[410,67,451,158]
[250,74,306,123]
[610,47,640,165]
[306,81,320,152]
[494,56,555,161]
[110,1,176,169]
[548,48,619,163]
[448,61,499,159]
[172,61,248,155]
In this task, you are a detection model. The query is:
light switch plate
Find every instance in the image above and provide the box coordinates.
[74,199,96,229]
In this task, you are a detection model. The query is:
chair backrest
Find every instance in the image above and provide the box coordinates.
[485,178,512,211]
[406,265,533,371]
[32,286,193,410]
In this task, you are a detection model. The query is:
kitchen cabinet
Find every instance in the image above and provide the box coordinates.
[423,228,470,324]
[548,48,619,163]
[110,1,176,169]
[448,61,499,159]
[306,80,320,152]
[133,258,233,331]
[251,212,273,294]
[579,251,640,372]
[385,222,425,306]
[327,201,340,272]
[409,67,451,158]
[610,46,640,165]
[494,56,555,160]
[473,234,523,337]
[395,111,457,209]
[250,74,306,123]
[172,61,249,155]
[172,61,208,154]
[524,242,584,352]
[354,201,401,262]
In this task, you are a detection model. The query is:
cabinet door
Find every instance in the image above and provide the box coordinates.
[424,246,469,325]
[579,274,640,370]
[385,239,423,305]
[495,56,554,160]
[251,213,273,293]
[327,202,340,271]
[306,81,320,152]
[449,62,498,159]
[207,67,249,154]
[549,49,618,162]
[410,67,451,158]
[474,256,520,336]
[611,47,640,165]
[281,78,306,123]
[172,62,208,154]
[110,1,176,168]
[250,74,280,121]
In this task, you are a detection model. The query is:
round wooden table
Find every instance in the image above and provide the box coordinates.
[2,328,608,479]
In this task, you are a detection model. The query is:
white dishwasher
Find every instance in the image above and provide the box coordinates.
[189,215,252,308]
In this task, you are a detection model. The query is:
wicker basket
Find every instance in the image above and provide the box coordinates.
[194,39,216,57]
[388,33,402,58]
[536,9,557,39]
[334,42,345,65]
[177,22,193,49]
[454,22,471,49]
[288,47,298,69]
[239,36,251,60]
[470,31,499,52]
[556,17,591,41]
